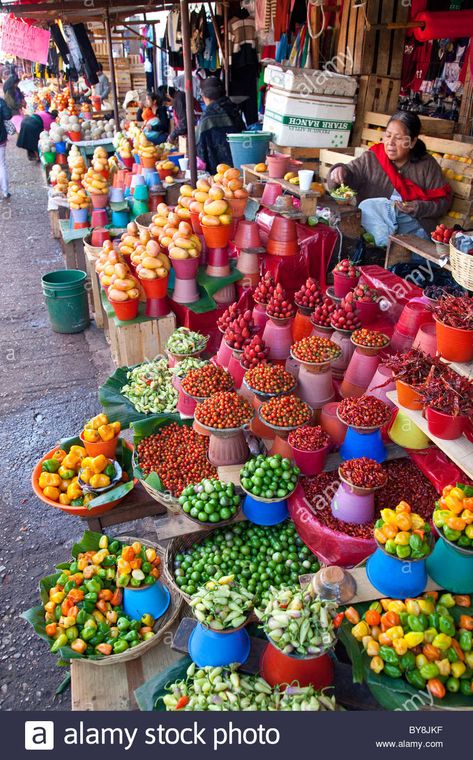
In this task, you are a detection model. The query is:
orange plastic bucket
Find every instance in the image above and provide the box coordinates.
[109,297,139,321]
[79,430,119,459]
[202,223,231,249]
[396,379,423,410]
[435,317,473,362]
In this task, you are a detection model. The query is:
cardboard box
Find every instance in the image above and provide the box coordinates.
[263,64,357,98]
[263,87,355,148]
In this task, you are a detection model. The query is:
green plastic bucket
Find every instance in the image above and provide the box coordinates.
[227,131,273,170]
[42,270,90,334]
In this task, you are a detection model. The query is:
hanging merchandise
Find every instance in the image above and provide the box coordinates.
[198,17,218,71]
[49,23,71,66]
[229,9,259,126]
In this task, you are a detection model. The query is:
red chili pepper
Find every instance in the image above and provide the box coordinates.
[176,695,190,709]
[333,612,345,628]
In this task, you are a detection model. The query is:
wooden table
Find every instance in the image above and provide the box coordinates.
[79,482,167,533]
[385,233,451,272]
[71,624,182,710]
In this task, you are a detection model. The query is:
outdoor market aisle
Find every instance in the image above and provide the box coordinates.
[0,145,114,711]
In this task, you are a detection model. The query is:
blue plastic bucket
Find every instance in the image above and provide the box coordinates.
[167,153,184,167]
[426,538,473,594]
[111,210,130,227]
[70,207,89,225]
[55,141,67,154]
[366,549,428,597]
[340,427,386,463]
[189,623,251,667]
[243,493,289,525]
[227,131,273,170]
[123,580,170,621]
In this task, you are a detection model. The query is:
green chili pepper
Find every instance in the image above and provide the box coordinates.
[117,574,130,587]
[439,593,455,608]
[385,539,397,555]
[384,664,402,679]
[124,630,140,643]
[396,545,411,559]
[42,458,61,473]
[443,527,461,542]
[83,600,96,614]
[458,535,472,548]
[429,612,440,629]
[71,497,84,506]
[447,646,459,664]
[66,626,79,642]
[446,676,460,693]
[50,634,68,653]
[88,633,105,647]
[113,639,129,654]
[459,630,472,652]
[409,533,423,552]
[96,568,107,579]
[406,669,426,690]
[54,606,62,622]
[76,609,89,626]
[129,619,141,632]
[142,561,151,575]
[56,573,68,587]
[399,652,416,672]
[84,591,98,603]
[59,469,75,480]
[460,679,473,696]
[375,519,384,529]
[109,540,121,554]
[69,562,78,573]
[420,663,440,680]
[458,483,473,497]
[407,614,426,633]
[85,579,102,595]
[439,617,456,637]
[98,622,111,636]
[117,617,130,631]
[144,575,155,586]
[379,646,399,665]
[81,627,97,642]
[63,580,75,594]
[399,612,409,629]
[102,555,116,567]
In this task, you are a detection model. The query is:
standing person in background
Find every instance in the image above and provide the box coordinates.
[196,76,244,174]
[0,94,13,199]
[17,109,58,162]
[168,74,200,144]
[3,68,25,116]
[94,63,111,101]
[137,92,169,144]
[144,55,154,92]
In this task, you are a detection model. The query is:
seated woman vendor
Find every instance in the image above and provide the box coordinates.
[327,112,452,247]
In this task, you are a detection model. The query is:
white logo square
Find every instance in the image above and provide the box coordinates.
[24,721,55,751]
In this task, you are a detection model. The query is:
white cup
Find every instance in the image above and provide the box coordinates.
[298,169,314,192]
[179,157,189,171]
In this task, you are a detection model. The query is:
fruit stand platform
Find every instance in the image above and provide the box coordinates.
[384,233,452,271]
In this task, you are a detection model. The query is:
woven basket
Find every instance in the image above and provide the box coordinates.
[164,532,213,604]
[135,212,155,235]
[83,236,104,260]
[87,537,183,666]
[449,237,473,290]
[132,448,181,515]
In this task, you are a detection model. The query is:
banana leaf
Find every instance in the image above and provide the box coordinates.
[98,364,181,430]
[131,416,193,493]
[134,656,192,711]
[339,599,473,710]
[58,436,135,509]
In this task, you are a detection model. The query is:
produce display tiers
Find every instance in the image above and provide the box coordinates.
[78,482,168,533]
[83,247,107,329]
[384,233,452,271]
[101,291,176,367]
[154,444,406,540]
[242,163,321,199]
[387,390,473,479]
[70,622,182,710]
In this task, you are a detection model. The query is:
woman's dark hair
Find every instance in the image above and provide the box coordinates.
[146,91,162,105]
[50,109,59,119]
[201,76,225,101]
[387,111,427,161]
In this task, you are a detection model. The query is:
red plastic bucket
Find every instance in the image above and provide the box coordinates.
[260,643,334,689]
[266,154,290,179]
[426,407,465,440]
[109,297,139,321]
[139,274,169,299]
[289,443,330,476]
[435,318,473,363]
[333,270,359,298]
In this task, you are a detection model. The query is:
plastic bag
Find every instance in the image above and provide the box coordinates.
[408,449,472,491]
[359,265,423,323]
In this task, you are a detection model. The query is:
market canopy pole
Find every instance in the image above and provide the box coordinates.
[180,0,197,186]
[104,9,120,125]
[223,2,229,96]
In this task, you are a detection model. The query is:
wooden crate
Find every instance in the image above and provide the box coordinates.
[441,197,473,229]
[106,312,176,367]
[362,111,455,141]
[359,0,409,78]
[270,143,320,171]
[352,76,401,144]
[318,148,366,181]
[84,248,107,330]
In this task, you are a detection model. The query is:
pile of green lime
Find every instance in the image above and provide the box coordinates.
[178,479,240,524]
[240,455,300,499]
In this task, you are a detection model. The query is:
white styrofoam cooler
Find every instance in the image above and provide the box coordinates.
[263,87,356,148]
[263,64,358,98]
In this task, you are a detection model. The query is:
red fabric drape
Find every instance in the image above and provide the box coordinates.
[370,143,451,203]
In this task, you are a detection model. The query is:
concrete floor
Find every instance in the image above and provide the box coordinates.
[0,145,119,710]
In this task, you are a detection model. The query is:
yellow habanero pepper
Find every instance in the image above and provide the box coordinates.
[67,481,83,500]
[405,632,424,648]
[380,508,397,524]
[418,598,435,615]
[444,494,464,515]
[405,599,421,616]
[461,509,473,525]
[83,428,100,443]
[370,656,384,674]
[39,472,62,489]
[449,486,466,502]
[83,494,93,506]
[79,467,93,484]
[432,634,451,651]
[62,452,81,470]
[89,473,111,489]
[91,455,108,474]
[394,531,410,546]
[43,486,60,501]
[110,421,121,435]
[88,413,108,430]
[437,659,451,677]
[52,449,67,462]
[410,514,425,530]
[387,601,407,614]
[393,638,408,656]
[59,494,71,506]
[451,661,466,678]
[385,626,404,640]
[98,424,116,442]
[351,621,370,640]
[70,445,86,459]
